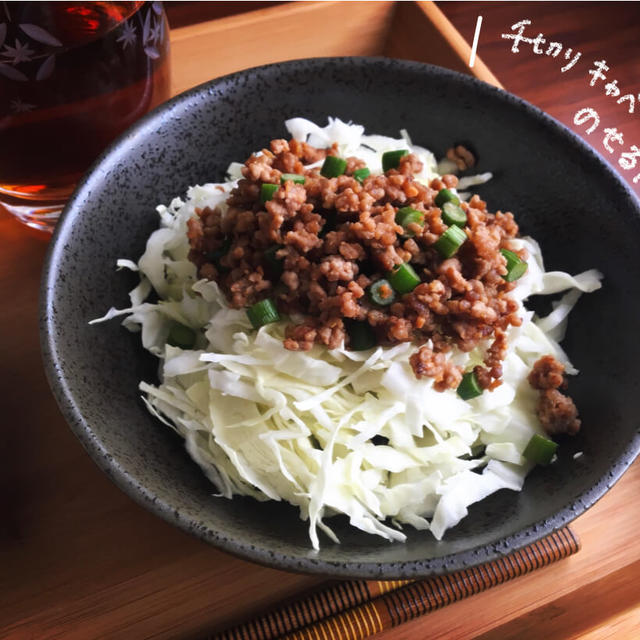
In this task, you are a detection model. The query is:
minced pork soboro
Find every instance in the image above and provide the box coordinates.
[186,136,580,437]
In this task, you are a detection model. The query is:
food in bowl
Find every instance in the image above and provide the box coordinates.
[93,118,601,549]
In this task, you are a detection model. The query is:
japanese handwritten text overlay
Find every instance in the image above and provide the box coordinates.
[502,19,640,185]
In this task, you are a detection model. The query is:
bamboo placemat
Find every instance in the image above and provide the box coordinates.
[211,527,580,640]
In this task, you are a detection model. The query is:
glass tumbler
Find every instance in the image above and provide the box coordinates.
[0,1,170,232]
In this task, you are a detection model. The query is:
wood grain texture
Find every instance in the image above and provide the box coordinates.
[474,559,640,640]
[165,1,284,29]
[439,1,640,198]
[216,529,579,640]
[385,2,502,87]
[168,0,497,98]
[169,1,395,96]
[2,2,640,639]
[577,608,640,640]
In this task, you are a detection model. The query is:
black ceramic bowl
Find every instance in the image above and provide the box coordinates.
[41,57,640,578]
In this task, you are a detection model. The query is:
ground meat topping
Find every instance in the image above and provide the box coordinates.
[528,355,566,390]
[446,144,476,171]
[528,356,581,436]
[187,137,530,391]
[409,345,463,391]
[537,389,581,437]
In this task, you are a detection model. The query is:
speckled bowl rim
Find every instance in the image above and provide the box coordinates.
[41,57,640,579]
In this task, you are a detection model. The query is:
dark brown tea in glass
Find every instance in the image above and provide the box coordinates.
[0,1,170,232]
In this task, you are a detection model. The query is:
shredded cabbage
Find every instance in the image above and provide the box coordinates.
[92,118,603,549]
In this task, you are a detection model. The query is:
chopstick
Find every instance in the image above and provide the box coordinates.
[211,527,580,640]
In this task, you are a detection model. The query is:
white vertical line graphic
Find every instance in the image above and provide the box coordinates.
[469,16,483,68]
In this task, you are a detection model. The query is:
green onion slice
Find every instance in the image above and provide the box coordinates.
[246,298,280,328]
[353,167,370,183]
[500,248,528,282]
[435,188,460,208]
[382,149,409,172]
[434,225,467,258]
[387,262,421,294]
[280,173,305,184]
[395,206,424,236]
[368,279,396,306]
[167,323,196,350]
[523,433,558,465]
[346,319,377,351]
[441,201,467,227]
[320,155,347,178]
[457,371,483,400]
[260,183,279,203]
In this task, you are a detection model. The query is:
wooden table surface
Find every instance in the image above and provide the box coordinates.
[2,2,640,639]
